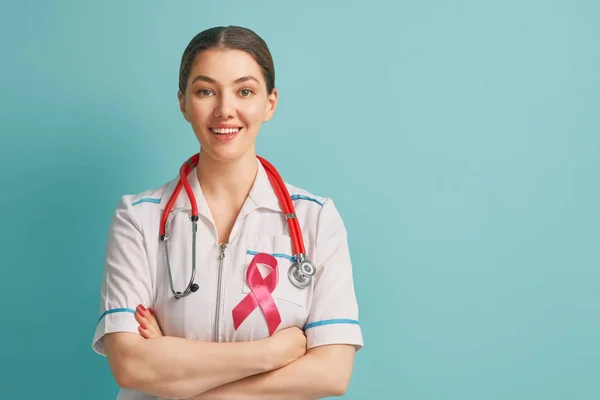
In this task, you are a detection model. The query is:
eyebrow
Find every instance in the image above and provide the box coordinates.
[191,75,260,85]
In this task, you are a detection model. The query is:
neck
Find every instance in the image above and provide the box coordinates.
[195,149,258,203]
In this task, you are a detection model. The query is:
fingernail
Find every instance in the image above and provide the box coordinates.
[148,308,154,315]
[141,324,146,330]
[139,305,147,311]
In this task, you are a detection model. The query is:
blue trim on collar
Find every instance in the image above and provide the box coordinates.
[138,194,321,208]
[290,194,323,206]
[132,198,161,206]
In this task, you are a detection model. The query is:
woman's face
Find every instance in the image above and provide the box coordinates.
[178,48,278,162]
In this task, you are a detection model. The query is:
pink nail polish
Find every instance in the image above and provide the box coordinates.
[141,324,146,330]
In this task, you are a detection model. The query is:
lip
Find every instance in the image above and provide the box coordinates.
[213,129,240,142]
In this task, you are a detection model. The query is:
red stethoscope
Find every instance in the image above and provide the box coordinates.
[159,153,317,299]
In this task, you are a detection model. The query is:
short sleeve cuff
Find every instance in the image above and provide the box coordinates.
[92,308,139,356]
[304,319,364,351]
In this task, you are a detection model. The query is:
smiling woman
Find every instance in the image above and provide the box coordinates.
[93,26,363,400]
[177,35,277,162]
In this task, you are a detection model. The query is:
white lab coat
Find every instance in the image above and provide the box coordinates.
[92,159,363,399]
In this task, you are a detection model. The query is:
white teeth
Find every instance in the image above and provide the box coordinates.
[211,128,241,134]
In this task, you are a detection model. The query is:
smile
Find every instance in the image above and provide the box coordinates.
[210,127,242,135]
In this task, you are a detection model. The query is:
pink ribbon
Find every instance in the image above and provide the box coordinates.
[232,253,282,336]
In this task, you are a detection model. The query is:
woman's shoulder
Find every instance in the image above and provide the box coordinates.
[284,181,345,227]
[284,182,349,246]
[112,176,177,213]
[284,181,329,208]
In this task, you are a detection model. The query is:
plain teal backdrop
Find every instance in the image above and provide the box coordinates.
[1,0,599,398]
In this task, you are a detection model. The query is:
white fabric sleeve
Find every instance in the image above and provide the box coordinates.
[304,198,364,351]
[92,196,153,356]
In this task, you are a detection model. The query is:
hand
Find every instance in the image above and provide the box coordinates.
[135,304,307,369]
[265,326,307,369]
[135,304,164,339]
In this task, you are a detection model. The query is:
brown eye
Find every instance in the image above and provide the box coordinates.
[198,89,213,97]
[240,89,253,97]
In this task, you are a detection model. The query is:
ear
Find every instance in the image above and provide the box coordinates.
[263,88,278,122]
[178,90,190,122]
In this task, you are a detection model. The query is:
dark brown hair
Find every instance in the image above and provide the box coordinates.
[178,26,275,95]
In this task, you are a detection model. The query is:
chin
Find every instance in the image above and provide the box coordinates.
[203,145,255,164]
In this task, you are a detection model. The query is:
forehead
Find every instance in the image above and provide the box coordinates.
[189,48,264,85]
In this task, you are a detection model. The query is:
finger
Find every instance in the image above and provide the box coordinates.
[135,305,163,336]
[147,308,164,335]
[138,323,160,339]
[139,306,163,334]
[135,305,151,326]
[135,306,158,335]
[138,323,151,339]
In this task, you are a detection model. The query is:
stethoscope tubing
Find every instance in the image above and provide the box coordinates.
[257,155,306,255]
[160,153,315,298]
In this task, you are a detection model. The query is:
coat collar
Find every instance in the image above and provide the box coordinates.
[159,157,283,219]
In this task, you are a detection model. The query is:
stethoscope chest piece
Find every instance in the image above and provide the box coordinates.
[288,253,316,289]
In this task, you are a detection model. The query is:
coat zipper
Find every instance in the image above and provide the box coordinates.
[214,243,227,342]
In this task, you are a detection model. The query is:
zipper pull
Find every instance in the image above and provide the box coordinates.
[218,243,227,260]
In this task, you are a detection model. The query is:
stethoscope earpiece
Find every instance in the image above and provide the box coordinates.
[300,261,316,277]
[174,282,199,299]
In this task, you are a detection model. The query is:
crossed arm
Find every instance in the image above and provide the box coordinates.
[104,330,355,400]
[187,344,355,400]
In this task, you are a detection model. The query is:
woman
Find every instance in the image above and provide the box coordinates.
[93,26,363,400]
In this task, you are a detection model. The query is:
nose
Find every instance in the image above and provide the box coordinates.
[213,92,235,119]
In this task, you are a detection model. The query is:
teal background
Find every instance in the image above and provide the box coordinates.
[1,0,598,398]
